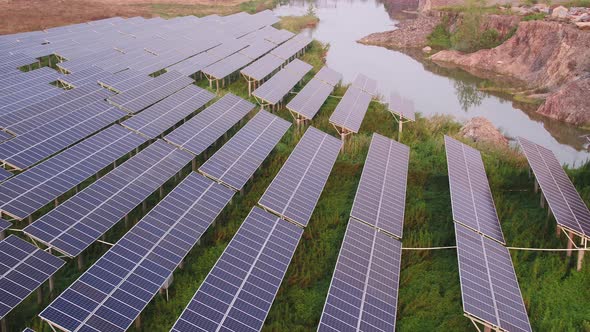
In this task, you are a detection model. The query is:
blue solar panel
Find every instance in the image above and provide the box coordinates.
[286,78,335,120]
[171,207,303,332]
[165,93,254,155]
[0,85,63,116]
[0,218,10,233]
[58,66,113,88]
[0,102,126,170]
[329,87,372,134]
[107,71,195,113]
[199,110,290,191]
[0,235,65,319]
[98,69,153,93]
[318,218,402,332]
[40,173,234,332]
[23,140,193,257]
[259,127,341,227]
[0,125,147,221]
[122,85,215,139]
[0,131,12,142]
[0,84,113,135]
[252,59,312,105]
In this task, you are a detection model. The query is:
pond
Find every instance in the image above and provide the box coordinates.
[274,0,590,167]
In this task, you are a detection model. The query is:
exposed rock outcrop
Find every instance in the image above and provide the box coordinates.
[537,76,590,124]
[358,13,441,48]
[460,117,509,147]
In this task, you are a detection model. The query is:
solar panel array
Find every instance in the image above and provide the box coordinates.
[98,69,153,93]
[270,34,313,60]
[444,136,505,244]
[58,66,112,88]
[351,133,410,239]
[239,39,277,60]
[199,111,291,191]
[318,218,402,332]
[171,207,303,332]
[40,173,234,332]
[287,66,341,120]
[519,136,590,238]
[352,74,378,96]
[0,102,126,170]
[389,92,416,122]
[329,86,372,133]
[122,84,215,139]
[0,125,147,221]
[0,219,10,233]
[240,53,285,81]
[23,140,193,257]
[108,71,194,113]
[252,59,312,105]
[0,235,65,319]
[454,224,532,332]
[202,52,253,80]
[165,93,254,155]
[259,126,341,227]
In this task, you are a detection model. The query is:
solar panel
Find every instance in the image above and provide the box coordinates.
[23,140,193,257]
[445,136,505,244]
[0,125,147,221]
[0,131,12,142]
[252,59,312,105]
[0,218,10,233]
[202,53,253,80]
[389,92,416,122]
[122,85,214,139]
[107,71,194,113]
[455,223,532,332]
[240,53,284,81]
[171,207,303,332]
[165,93,254,155]
[259,127,341,227]
[58,66,113,88]
[329,87,372,133]
[351,74,378,96]
[315,66,342,87]
[98,69,153,93]
[199,111,290,191]
[22,328,35,332]
[0,235,65,319]
[351,133,409,239]
[39,173,234,332]
[240,39,277,60]
[0,84,63,116]
[167,52,219,76]
[270,34,312,60]
[206,38,249,59]
[0,102,126,170]
[286,78,334,120]
[0,67,60,97]
[0,84,113,135]
[318,218,402,332]
[519,137,590,238]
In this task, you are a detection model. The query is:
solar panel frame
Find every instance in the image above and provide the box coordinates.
[199,111,291,191]
[165,93,254,156]
[258,126,341,227]
[39,173,235,332]
[0,235,65,320]
[171,206,303,332]
[519,136,590,238]
[328,87,372,134]
[240,53,284,81]
[445,136,505,244]
[121,84,215,139]
[252,60,312,105]
[202,52,253,80]
[58,66,112,88]
[23,140,193,257]
[350,133,409,239]
[98,69,152,93]
[318,218,402,332]
[286,78,334,120]
[0,125,148,221]
[455,223,532,332]
[388,92,416,122]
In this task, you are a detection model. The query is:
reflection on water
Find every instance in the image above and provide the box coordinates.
[274,0,590,166]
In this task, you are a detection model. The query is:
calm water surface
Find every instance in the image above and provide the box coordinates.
[274,0,590,166]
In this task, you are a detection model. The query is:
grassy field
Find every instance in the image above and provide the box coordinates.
[5,13,590,332]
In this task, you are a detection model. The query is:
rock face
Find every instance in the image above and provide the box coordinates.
[358,13,442,48]
[460,117,509,147]
[551,6,569,18]
[537,76,590,124]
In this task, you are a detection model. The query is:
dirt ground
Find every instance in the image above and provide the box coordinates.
[0,0,254,35]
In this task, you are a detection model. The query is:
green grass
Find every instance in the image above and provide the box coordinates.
[523,13,547,21]
[6,13,590,332]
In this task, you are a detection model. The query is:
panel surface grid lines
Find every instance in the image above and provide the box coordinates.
[39,173,234,332]
[315,66,342,87]
[351,133,409,239]
[258,126,341,227]
[388,92,415,122]
[171,206,304,332]
[240,54,284,81]
[286,78,333,120]
[0,235,65,319]
[455,224,532,332]
[164,93,254,155]
[199,111,291,191]
[318,219,402,332]
[22,140,193,257]
[121,85,215,139]
[328,87,372,134]
[0,218,10,233]
[518,136,590,237]
[107,70,194,113]
[444,136,505,244]
[252,60,312,105]
[0,125,147,221]
[352,74,378,96]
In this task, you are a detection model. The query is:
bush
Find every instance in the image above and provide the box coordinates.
[427,24,452,49]
[523,13,547,21]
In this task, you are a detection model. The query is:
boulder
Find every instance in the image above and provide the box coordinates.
[422,46,432,53]
[577,22,590,30]
[578,14,590,22]
[551,6,568,18]
[459,117,509,147]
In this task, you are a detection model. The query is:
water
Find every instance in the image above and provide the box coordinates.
[274,0,590,167]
